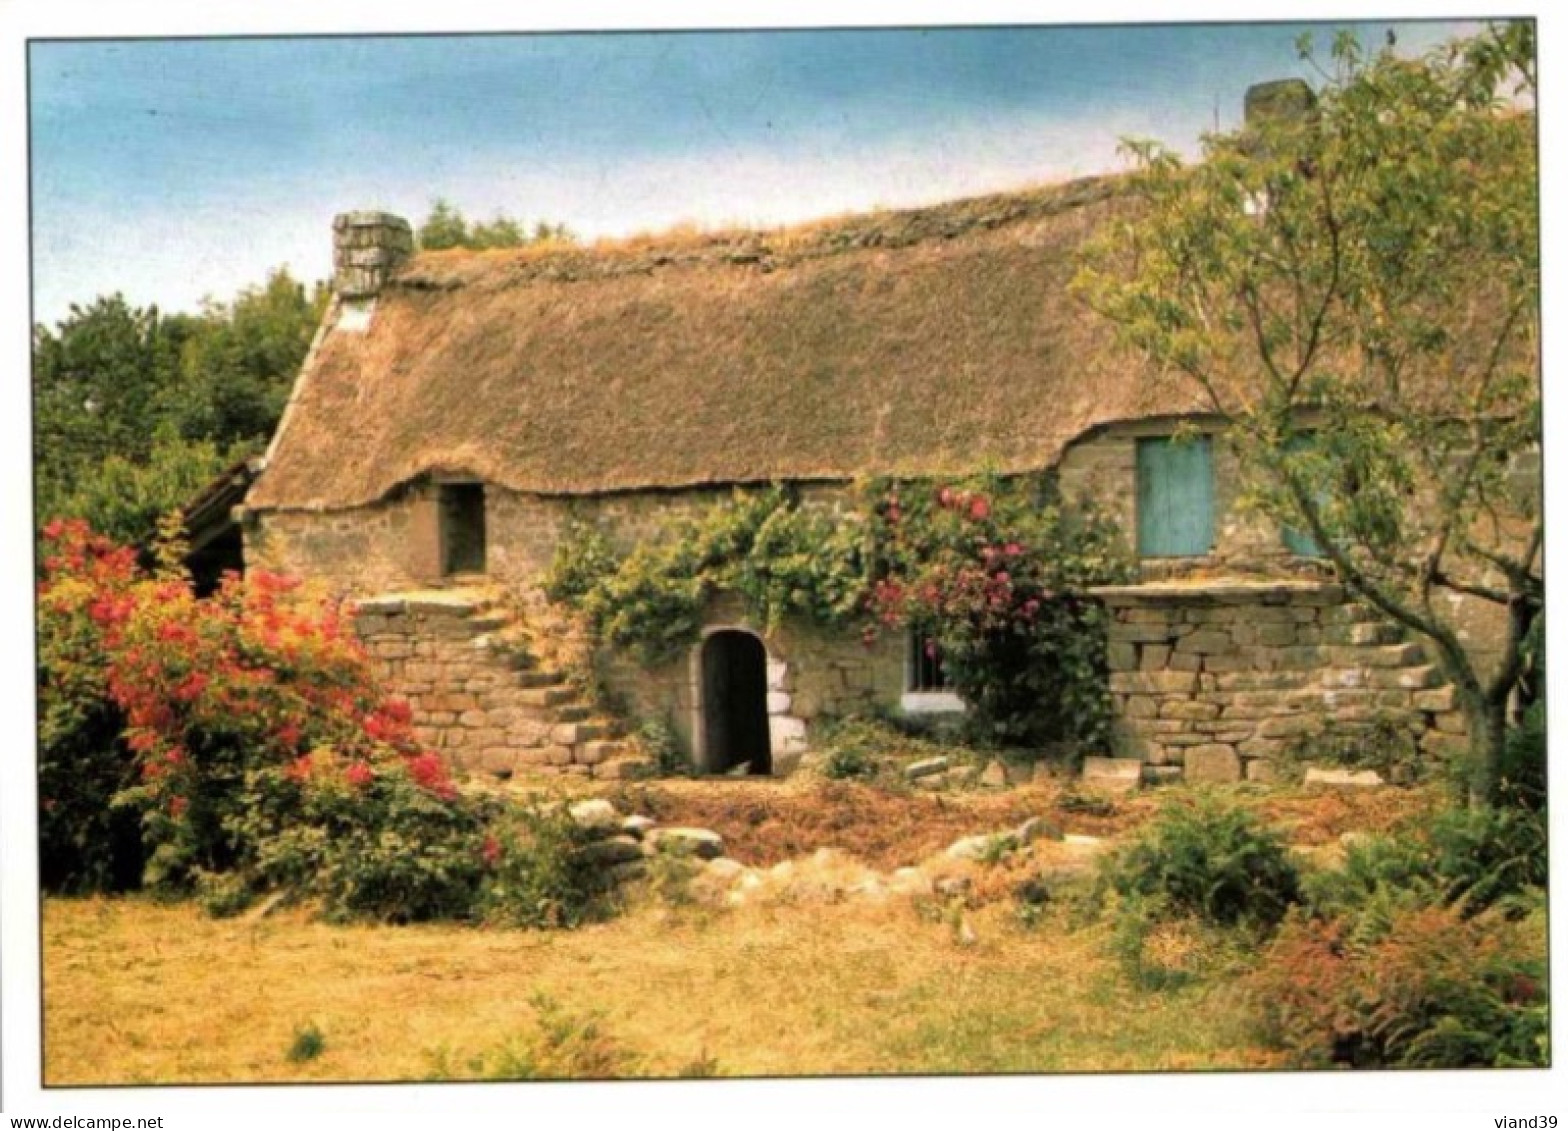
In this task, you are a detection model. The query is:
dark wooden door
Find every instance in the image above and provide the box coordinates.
[701,631,772,775]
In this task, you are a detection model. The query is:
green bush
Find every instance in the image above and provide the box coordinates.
[237,757,490,924]
[477,804,612,929]
[635,717,688,778]
[1498,698,1546,810]
[1305,807,1547,934]
[1098,796,1301,929]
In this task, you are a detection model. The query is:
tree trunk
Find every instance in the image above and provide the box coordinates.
[1463,694,1509,809]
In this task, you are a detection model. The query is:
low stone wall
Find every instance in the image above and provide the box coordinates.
[1096,580,1467,783]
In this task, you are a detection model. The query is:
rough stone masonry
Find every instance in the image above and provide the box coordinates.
[1095,580,1468,783]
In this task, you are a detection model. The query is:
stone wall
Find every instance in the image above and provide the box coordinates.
[1097,580,1468,783]
[598,593,907,769]
[352,593,635,780]
[247,482,755,597]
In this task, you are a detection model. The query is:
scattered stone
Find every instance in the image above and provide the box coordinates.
[1304,767,1384,788]
[567,798,620,832]
[979,760,1009,788]
[945,765,980,787]
[905,756,950,780]
[888,867,932,896]
[934,875,972,898]
[1081,756,1143,793]
[704,857,747,883]
[1014,816,1065,845]
[606,859,648,884]
[1060,834,1109,860]
[620,814,656,839]
[581,835,644,866]
[945,833,1014,861]
[647,827,726,859]
[955,916,979,947]
[241,891,290,922]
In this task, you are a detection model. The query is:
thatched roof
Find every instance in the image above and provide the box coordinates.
[248,174,1207,511]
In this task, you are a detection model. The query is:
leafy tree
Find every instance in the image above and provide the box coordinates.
[33,294,184,518]
[1075,24,1539,805]
[416,198,576,251]
[170,268,327,447]
[416,197,471,250]
[46,427,230,550]
[34,269,324,548]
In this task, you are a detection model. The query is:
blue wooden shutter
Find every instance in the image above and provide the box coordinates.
[1281,433,1325,557]
[1137,436,1214,557]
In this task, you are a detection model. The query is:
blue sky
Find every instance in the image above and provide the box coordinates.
[31,20,1476,325]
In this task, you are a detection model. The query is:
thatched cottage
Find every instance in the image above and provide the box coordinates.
[242,94,1496,782]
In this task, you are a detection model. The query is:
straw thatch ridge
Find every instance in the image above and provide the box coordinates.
[248,175,1208,511]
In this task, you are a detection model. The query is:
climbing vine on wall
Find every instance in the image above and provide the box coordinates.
[545,478,1134,751]
[544,487,867,665]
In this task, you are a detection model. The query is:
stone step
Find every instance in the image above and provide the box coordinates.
[575,739,627,766]
[466,613,513,633]
[552,703,592,723]
[550,720,611,745]
[514,685,578,708]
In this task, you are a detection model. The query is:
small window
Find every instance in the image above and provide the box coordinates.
[902,633,964,715]
[908,633,951,693]
[439,483,486,576]
[1136,435,1215,558]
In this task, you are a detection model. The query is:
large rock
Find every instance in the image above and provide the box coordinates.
[568,798,620,833]
[905,756,950,780]
[1014,816,1065,845]
[581,835,644,866]
[1081,756,1143,793]
[647,827,726,860]
[620,814,656,839]
[946,833,1014,861]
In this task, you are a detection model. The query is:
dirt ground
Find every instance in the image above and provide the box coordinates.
[584,775,1444,870]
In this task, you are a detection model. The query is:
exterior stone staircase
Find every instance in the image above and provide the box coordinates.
[350,587,650,780]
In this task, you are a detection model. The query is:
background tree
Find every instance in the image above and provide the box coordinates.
[34,268,326,548]
[415,198,576,251]
[1076,24,1539,806]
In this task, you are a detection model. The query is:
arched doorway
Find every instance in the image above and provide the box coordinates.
[700,631,772,775]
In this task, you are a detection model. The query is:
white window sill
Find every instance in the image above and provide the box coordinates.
[900,691,966,715]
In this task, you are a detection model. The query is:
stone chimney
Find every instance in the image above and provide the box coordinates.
[1243,79,1316,129]
[332,211,413,298]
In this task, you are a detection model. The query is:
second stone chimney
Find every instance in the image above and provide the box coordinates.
[332,211,413,298]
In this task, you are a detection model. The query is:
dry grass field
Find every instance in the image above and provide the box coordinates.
[40,778,1448,1085]
[43,894,1278,1085]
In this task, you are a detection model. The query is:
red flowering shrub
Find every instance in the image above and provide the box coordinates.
[36,519,144,890]
[36,519,454,893]
[865,475,1133,748]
